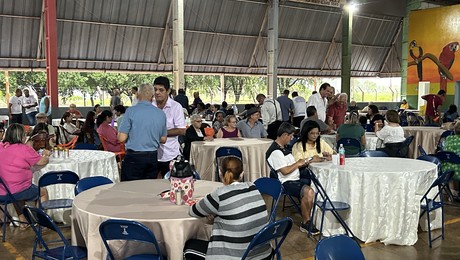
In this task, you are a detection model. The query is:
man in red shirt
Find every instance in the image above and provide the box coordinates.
[326,93,348,129]
[422,90,446,125]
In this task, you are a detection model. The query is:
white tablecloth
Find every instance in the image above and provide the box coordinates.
[321,133,379,151]
[309,157,438,245]
[190,138,272,181]
[71,179,222,260]
[403,126,445,158]
[32,150,119,222]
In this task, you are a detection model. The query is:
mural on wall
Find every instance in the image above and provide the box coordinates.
[407,5,460,105]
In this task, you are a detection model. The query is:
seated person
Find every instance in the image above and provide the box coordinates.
[348,100,359,112]
[375,110,406,157]
[336,111,366,155]
[216,115,241,138]
[67,103,82,119]
[191,102,206,117]
[0,124,49,228]
[183,115,213,160]
[400,99,409,110]
[60,112,81,144]
[443,122,460,184]
[184,157,271,259]
[300,106,332,134]
[33,113,55,136]
[96,110,121,152]
[293,120,334,162]
[443,104,459,122]
[27,123,55,151]
[366,104,385,131]
[266,122,319,234]
[0,126,4,141]
[212,111,225,134]
[81,111,100,145]
[236,107,267,138]
[93,104,102,116]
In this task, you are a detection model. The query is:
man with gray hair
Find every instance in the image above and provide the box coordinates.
[118,83,167,181]
[326,93,348,129]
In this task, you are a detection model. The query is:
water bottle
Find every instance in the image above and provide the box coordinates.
[185,117,191,127]
[233,104,238,114]
[339,144,345,166]
[366,119,372,132]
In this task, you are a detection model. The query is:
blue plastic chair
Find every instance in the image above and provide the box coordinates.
[38,171,80,210]
[420,169,454,247]
[267,163,301,215]
[315,235,364,260]
[241,217,293,260]
[396,135,414,158]
[74,143,98,150]
[436,130,454,152]
[336,138,362,156]
[215,146,243,181]
[74,176,113,195]
[309,170,355,240]
[359,150,388,157]
[99,219,164,260]
[0,177,25,242]
[417,155,455,200]
[254,177,282,222]
[418,145,428,156]
[22,206,87,259]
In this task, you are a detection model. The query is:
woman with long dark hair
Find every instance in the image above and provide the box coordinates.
[81,111,99,144]
[292,120,334,162]
[96,110,121,152]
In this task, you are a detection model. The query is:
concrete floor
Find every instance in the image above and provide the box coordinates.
[1,201,460,259]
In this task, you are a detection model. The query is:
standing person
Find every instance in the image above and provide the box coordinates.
[174,88,189,109]
[38,88,51,122]
[292,91,307,127]
[191,91,203,111]
[131,87,138,106]
[152,76,186,178]
[326,93,348,129]
[9,89,23,124]
[110,89,122,111]
[256,93,282,129]
[422,90,446,125]
[22,89,38,126]
[117,83,167,181]
[306,83,333,122]
[277,89,295,123]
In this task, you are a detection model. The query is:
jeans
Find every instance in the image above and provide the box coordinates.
[121,151,158,181]
[26,111,38,126]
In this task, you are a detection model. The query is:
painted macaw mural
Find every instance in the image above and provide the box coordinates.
[407,5,460,107]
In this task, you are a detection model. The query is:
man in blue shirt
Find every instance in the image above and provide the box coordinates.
[118,83,167,181]
[277,89,295,122]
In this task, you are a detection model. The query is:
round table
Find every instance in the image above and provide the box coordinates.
[309,157,438,245]
[403,126,445,158]
[71,179,222,260]
[33,150,119,222]
[190,138,273,181]
[321,133,379,151]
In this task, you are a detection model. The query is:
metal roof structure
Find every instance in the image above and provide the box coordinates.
[0,0,407,77]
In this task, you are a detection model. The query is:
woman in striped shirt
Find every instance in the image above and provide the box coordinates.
[184,157,272,260]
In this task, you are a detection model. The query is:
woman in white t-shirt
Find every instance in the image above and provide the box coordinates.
[375,110,406,156]
[59,112,80,143]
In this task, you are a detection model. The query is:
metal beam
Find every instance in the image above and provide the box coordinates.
[157,2,173,66]
[36,1,45,60]
[249,6,269,68]
[321,18,342,71]
[379,19,402,73]
[44,0,59,110]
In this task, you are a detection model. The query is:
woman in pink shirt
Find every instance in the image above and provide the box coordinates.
[96,110,121,152]
[0,124,50,228]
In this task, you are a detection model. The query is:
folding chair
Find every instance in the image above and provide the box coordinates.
[74,176,113,196]
[436,130,454,152]
[417,155,455,202]
[215,146,242,181]
[99,219,164,260]
[0,177,26,242]
[309,170,356,240]
[396,135,414,158]
[336,138,362,157]
[418,145,428,156]
[315,235,364,260]
[23,206,87,259]
[241,217,293,260]
[267,163,301,215]
[74,143,98,150]
[420,170,454,247]
[57,135,78,149]
[254,177,282,222]
[359,150,388,157]
[435,151,460,201]
[38,171,80,211]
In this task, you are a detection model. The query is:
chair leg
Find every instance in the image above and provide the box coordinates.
[2,208,6,242]
[318,210,326,240]
[426,206,432,248]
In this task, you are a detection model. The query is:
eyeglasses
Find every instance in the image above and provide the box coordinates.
[194,120,202,123]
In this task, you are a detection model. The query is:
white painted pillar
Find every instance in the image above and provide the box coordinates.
[173,0,184,90]
[267,0,279,98]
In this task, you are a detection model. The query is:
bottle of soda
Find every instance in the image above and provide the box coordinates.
[339,144,345,166]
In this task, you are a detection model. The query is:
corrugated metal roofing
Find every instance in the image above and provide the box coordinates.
[0,0,404,77]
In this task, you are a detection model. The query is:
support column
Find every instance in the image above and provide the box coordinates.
[220,74,225,102]
[267,0,279,98]
[44,0,59,111]
[341,6,353,97]
[172,0,185,91]
[5,71,10,104]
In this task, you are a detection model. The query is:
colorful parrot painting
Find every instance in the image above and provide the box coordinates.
[438,42,459,91]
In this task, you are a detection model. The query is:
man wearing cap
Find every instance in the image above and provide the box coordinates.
[236,107,267,138]
[22,89,38,125]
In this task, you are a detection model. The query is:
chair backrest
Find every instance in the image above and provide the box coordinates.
[315,235,364,260]
[336,138,361,155]
[215,146,243,180]
[309,169,335,206]
[99,219,163,260]
[74,143,98,150]
[437,130,455,152]
[38,171,80,188]
[397,136,414,157]
[254,177,282,222]
[99,133,126,154]
[417,155,441,174]
[436,151,460,164]
[241,217,293,260]
[359,150,388,157]
[74,176,113,195]
[418,145,427,156]
[22,206,72,253]
[57,135,78,149]
[421,169,455,204]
